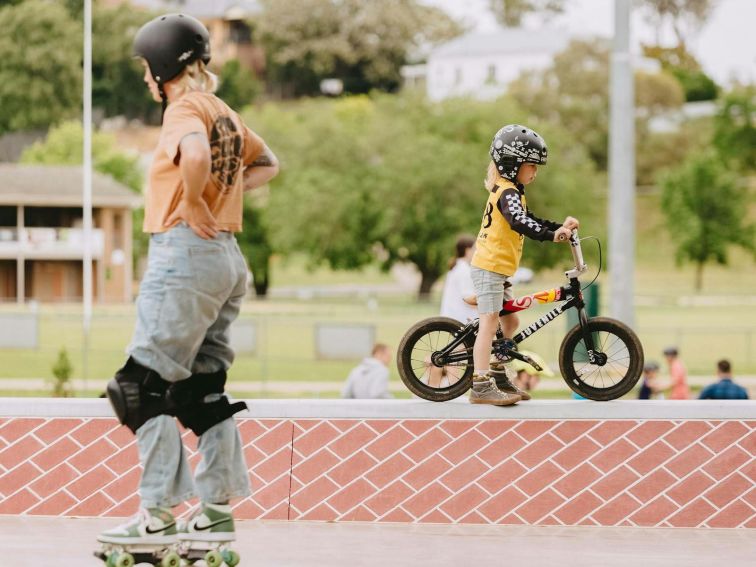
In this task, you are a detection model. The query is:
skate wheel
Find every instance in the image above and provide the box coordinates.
[161,551,181,567]
[115,552,135,567]
[204,550,223,567]
[105,552,118,567]
[222,550,240,567]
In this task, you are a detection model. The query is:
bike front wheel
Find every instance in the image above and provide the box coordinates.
[559,316,644,401]
[397,317,475,401]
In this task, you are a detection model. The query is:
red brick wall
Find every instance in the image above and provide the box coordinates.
[1,417,754,528]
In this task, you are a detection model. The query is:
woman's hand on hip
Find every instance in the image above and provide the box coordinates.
[165,198,219,239]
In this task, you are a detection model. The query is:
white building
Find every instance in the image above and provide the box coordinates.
[408,27,571,102]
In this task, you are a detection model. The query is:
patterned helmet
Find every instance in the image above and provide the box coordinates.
[133,13,211,88]
[490,124,548,181]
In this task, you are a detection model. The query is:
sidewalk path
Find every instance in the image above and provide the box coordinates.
[2,516,755,567]
[2,376,755,393]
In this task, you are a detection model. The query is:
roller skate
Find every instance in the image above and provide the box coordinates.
[94,507,181,567]
[177,503,240,566]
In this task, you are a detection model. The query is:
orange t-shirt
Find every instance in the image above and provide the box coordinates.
[142,91,265,233]
[669,359,690,400]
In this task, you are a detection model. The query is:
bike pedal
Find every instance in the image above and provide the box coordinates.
[520,355,543,372]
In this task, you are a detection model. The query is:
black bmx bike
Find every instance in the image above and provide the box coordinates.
[397,230,644,401]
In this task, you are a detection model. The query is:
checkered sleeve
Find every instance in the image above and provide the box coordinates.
[496,188,556,242]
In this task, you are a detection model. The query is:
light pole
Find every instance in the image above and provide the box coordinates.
[608,0,636,326]
[83,0,93,385]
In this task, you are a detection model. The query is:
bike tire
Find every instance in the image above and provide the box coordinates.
[559,317,644,401]
[397,316,475,402]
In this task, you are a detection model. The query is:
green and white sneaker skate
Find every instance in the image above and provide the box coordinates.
[98,507,178,545]
[179,503,235,542]
[95,507,180,567]
[178,504,240,567]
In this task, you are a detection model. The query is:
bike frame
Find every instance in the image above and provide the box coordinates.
[433,230,603,367]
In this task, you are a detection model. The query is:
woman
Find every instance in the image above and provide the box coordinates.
[440,235,477,324]
[99,13,278,552]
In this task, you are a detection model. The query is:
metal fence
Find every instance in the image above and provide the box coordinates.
[0,301,754,396]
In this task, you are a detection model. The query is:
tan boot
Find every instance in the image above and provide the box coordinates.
[490,367,532,401]
[469,374,521,406]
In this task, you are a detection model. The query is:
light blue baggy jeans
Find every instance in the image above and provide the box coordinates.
[127,223,251,509]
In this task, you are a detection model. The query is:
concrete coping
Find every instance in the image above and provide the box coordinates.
[0,398,754,420]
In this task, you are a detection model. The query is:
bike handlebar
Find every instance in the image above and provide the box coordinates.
[565,228,588,279]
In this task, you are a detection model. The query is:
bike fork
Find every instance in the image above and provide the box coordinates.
[576,305,601,365]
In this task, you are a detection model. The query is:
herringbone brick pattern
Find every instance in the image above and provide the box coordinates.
[1,417,753,528]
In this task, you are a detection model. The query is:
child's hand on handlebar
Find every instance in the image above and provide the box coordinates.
[563,216,580,230]
[553,226,572,242]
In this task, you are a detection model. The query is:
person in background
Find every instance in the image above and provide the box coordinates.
[440,235,478,324]
[512,350,554,394]
[514,369,539,394]
[638,360,664,400]
[699,359,749,400]
[341,343,394,399]
[664,346,690,400]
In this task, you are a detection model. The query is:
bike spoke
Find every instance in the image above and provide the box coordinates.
[571,330,635,390]
[407,328,472,390]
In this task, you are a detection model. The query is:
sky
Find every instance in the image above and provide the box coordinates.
[425,0,756,85]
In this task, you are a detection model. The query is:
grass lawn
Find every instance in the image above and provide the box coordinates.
[1,192,753,397]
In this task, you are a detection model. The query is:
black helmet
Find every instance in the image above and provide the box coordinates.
[133,13,211,88]
[490,124,548,182]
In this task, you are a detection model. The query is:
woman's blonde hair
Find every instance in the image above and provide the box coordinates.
[171,60,218,96]
[484,161,500,192]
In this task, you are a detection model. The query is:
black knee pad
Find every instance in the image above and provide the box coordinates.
[168,369,247,437]
[106,358,172,434]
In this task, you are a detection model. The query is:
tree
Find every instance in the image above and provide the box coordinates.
[713,85,755,173]
[92,3,156,120]
[50,347,74,398]
[216,59,262,111]
[0,0,82,133]
[509,39,686,180]
[488,0,565,27]
[642,45,718,102]
[256,0,461,96]
[236,198,273,297]
[660,151,755,290]
[509,40,611,169]
[638,1,720,102]
[245,93,603,299]
[20,121,142,191]
[637,0,717,51]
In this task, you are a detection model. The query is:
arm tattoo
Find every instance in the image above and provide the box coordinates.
[251,149,274,167]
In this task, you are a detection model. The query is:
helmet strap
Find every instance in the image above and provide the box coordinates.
[158,83,167,122]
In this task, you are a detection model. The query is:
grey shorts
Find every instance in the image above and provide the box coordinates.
[470,266,514,314]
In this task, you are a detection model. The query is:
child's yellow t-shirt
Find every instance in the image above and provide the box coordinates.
[143,91,265,233]
[471,179,561,276]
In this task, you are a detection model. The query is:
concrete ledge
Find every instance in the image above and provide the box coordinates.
[1,400,753,527]
[0,397,754,420]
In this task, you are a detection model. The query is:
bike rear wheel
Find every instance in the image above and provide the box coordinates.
[559,316,644,401]
[397,317,475,401]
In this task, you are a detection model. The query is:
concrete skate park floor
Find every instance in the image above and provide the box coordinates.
[2,517,754,567]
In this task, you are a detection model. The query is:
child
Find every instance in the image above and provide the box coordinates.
[663,346,690,400]
[469,124,578,405]
[638,361,663,399]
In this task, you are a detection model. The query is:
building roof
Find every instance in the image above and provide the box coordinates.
[431,27,571,59]
[129,0,262,19]
[0,165,142,208]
